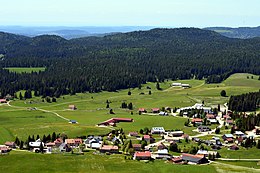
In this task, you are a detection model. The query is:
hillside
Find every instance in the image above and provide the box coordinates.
[0,28,260,97]
[205,26,260,39]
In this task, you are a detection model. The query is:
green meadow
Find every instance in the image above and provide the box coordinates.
[4,67,46,73]
[0,73,260,172]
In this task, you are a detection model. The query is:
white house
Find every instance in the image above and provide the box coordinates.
[29,139,44,148]
[151,127,165,134]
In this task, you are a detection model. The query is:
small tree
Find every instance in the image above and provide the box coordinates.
[220,90,226,97]
[148,90,152,95]
[19,141,24,150]
[128,102,133,110]
[128,91,131,95]
[257,140,260,149]
[40,142,44,153]
[169,142,179,152]
[19,92,23,100]
[51,132,57,142]
[215,127,220,134]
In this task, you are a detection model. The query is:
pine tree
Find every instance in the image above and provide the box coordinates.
[19,92,23,100]
[19,141,24,150]
[128,102,133,110]
[15,136,20,146]
[52,132,57,142]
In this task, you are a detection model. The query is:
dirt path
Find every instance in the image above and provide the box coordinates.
[213,161,260,173]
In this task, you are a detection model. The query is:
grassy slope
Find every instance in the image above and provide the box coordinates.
[0,73,260,172]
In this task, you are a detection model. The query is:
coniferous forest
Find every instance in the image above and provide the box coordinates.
[0,28,260,97]
[229,91,260,112]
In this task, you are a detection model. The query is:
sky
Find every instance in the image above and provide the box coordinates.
[1,0,260,27]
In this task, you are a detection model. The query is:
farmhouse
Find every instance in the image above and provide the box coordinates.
[65,139,82,147]
[100,145,119,154]
[0,99,7,103]
[133,144,142,151]
[167,131,184,137]
[68,105,77,110]
[159,111,168,116]
[4,141,16,148]
[222,134,234,143]
[128,132,139,137]
[0,146,9,154]
[29,139,44,148]
[171,83,182,86]
[198,126,211,132]
[181,153,209,164]
[138,108,147,113]
[152,149,171,160]
[151,108,160,113]
[151,127,165,134]
[192,118,203,126]
[133,151,151,160]
[97,118,133,126]
[143,135,155,143]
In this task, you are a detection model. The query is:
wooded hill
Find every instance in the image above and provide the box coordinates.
[0,28,260,97]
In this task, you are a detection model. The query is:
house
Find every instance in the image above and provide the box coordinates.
[65,139,82,147]
[222,134,234,143]
[138,108,147,113]
[4,141,16,148]
[133,144,142,151]
[196,150,209,157]
[192,118,203,126]
[172,156,183,164]
[54,138,63,147]
[68,105,77,110]
[164,136,181,143]
[229,144,239,150]
[234,131,245,138]
[45,142,56,148]
[152,149,171,160]
[168,131,184,137]
[100,145,119,154]
[0,99,7,103]
[29,139,44,148]
[69,120,78,124]
[143,135,155,143]
[159,111,168,116]
[84,136,102,148]
[97,118,133,126]
[151,108,160,113]
[206,114,215,119]
[0,146,9,154]
[128,132,139,137]
[208,119,218,124]
[172,83,182,87]
[226,119,234,125]
[133,151,151,160]
[181,84,191,88]
[198,126,211,132]
[151,127,165,134]
[181,153,209,164]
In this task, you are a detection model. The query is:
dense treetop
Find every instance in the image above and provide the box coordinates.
[0,28,260,97]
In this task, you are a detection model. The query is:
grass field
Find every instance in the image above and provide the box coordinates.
[4,67,46,73]
[0,73,260,172]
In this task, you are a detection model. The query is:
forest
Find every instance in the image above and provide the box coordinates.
[0,28,260,97]
[229,91,260,112]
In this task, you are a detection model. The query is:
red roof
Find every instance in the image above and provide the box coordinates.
[172,157,183,162]
[101,145,118,150]
[139,108,146,112]
[206,114,215,119]
[135,151,151,157]
[98,118,133,126]
[226,138,234,142]
[0,99,7,103]
[143,135,150,139]
[151,108,160,111]
[133,144,142,148]
[192,118,203,123]
[4,141,15,146]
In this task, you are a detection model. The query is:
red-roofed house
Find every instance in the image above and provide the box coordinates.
[4,142,16,148]
[98,118,133,126]
[151,108,160,113]
[54,138,63,146]
[0,99,7,103]
[100,145,119,153]
[65,139,82,147]
[181,153,208,164]
[0,147,8,154]
[192,118,203,126]
[133,144,142,151]
[206,114,215,119]
[133,151,151,160]
[138,108,147,113]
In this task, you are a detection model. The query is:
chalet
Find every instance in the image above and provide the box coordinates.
[151,108,160,113]
[143,135,155,143]
[168,131,184,137]
[234,131,246,138]
[69,120,78,124]
[0,146,8,154]
[54,138,63,147]
[181,153,208,164]
[159,111,168,116]
[138,108,147,113]
[68,105,77,110]
[192,118,203,126]
[45,142,56,148]
[29,139,44,148]
[97,118,133,126]
[206,114,215,119]
[152,149,171,160]
[133,151,151,160]
[128,132,139,137]
[4,141,16,148]
[151,127,165,134]
[65,139,82,147]
[100,145,119,154]
[229,144,239,150]
[0,99,7,103]
[133,144,142,151]
[198,126,211,132]
[222,134,234,143]
[164,136,181,143]
[196,150,209,157]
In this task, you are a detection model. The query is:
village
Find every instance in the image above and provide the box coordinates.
[1,98,260,166]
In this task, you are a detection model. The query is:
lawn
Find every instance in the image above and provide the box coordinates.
[4,67,46,73]
[0,150,218,173]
